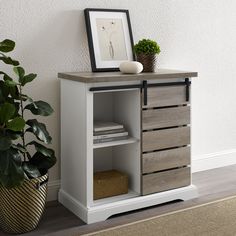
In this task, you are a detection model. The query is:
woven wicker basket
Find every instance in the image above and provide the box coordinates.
[137,53,157,72]
[94,170,128,200]
[0,174,48,234]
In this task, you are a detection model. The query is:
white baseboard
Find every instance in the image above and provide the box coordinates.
[192,149,236,173]
[47,180,60,202]
[47,149,236,201]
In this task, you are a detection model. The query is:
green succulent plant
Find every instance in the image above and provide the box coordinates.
[134,39,161,55]
[0,39,56,189]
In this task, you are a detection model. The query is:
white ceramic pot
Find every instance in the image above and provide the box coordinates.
[119,61,143,74]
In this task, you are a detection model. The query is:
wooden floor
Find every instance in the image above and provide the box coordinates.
[1,165,236,236]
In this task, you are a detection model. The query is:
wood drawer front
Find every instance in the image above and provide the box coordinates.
[142,167,191,195]
[142,106,190,130]
[142,126,190,152]
[143,85,189,108]
[142,146,190,174]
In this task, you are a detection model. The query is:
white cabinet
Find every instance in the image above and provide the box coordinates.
[58,70,198,224]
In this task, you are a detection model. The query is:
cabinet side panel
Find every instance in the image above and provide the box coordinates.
[113,90,141,194]
[60,80,91,206]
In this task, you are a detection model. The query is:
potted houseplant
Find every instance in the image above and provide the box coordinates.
[134,39,161,72]
[0,39,56,234]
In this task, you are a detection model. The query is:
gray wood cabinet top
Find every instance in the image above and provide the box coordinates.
[58,69,198,83]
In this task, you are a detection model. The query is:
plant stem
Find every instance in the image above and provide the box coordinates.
[19,84,26,161]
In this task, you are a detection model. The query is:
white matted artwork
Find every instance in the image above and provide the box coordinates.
[96,18,127,61]
[84,9,134,72]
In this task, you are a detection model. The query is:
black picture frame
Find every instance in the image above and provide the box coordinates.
[84,8,135,72]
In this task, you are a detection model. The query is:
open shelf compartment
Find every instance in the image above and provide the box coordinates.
[91,89,141,205]
[93,145,141,205]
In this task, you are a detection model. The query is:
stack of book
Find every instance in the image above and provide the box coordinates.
[93,121,128,144]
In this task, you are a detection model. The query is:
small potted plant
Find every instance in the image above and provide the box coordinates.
[134,39,161,72]
[0,39,56,234]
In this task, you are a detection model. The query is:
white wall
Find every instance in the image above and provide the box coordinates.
[1,0,236,199]
[158,1,236,171]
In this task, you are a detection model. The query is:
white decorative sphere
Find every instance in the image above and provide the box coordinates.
[119,61,143,74]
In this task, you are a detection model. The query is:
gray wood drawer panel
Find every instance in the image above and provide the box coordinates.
[143,86,189,108]
[142,126,190,152]
[142,167,191,195]
[142,106,190,130]
[142,146,190,174]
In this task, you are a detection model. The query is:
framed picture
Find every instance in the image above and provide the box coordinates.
[84,8,134,72]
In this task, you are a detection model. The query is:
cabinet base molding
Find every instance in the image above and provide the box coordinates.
[58,190,88,223]
[59,185,198,224]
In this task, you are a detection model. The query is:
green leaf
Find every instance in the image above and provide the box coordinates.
[0,136,12,150]
[27,141,54,157]
[134,39,161,55]
[13,67,36,86]
[4,80,19,87]
[12,102,20,117]
[20,73,37,86]
[0,149,21,175]
[0,39,15,53]
[22,162,41,179]
[0,56,19,66]
[0,102,15,123]
[0,148,24,188]
[25,101,53,116]
[9,86,20,99]
[29,151,56,173]
[3,73,13,81]
[13,66,25,79]
[12,143,27,153]
[5,130,21,140]
[0,81,10,102]
[26,119,52,144]
[6,117,25,131]
[0,71,12,81]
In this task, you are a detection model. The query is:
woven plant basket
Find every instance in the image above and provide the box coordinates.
[137,53,157,72]
[0,174,48,234]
